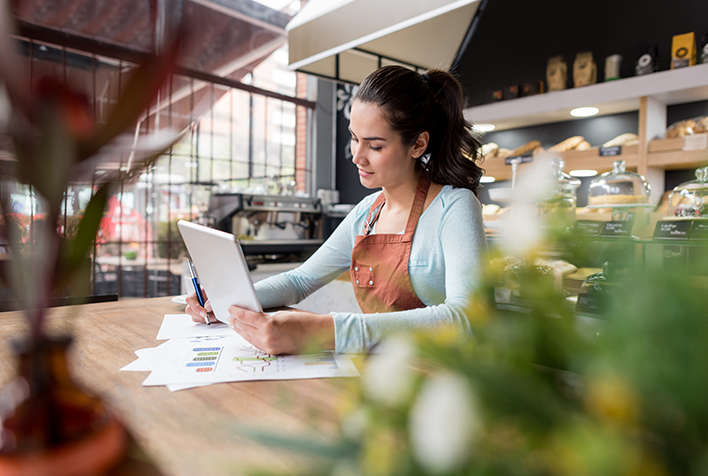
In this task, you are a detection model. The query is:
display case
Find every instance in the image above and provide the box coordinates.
[667,166,708,218]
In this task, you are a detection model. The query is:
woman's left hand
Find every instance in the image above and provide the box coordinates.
[227,306,335,355]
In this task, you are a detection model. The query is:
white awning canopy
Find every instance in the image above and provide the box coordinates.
[286,0,480,84]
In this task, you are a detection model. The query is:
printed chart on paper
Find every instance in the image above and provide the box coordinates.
[142,336,359,386]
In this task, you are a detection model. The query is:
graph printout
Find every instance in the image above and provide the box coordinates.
[142,336,359,386]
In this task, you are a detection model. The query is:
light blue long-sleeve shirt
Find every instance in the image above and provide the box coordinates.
[254,185,488,354]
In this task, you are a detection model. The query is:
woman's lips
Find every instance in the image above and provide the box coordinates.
[358,168,373,177]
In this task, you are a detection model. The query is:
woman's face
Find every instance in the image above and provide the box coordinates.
[349,100,421,190]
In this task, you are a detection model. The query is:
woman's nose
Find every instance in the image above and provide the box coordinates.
[351,143,366,165]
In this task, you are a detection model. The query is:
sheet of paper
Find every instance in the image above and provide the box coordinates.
[156,314,235,340]
[142,335,359,387]
[120,358,151,372]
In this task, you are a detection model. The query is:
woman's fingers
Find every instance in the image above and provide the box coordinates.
[185,291,217,323]
[228,305,266,329]
[228,318,266,350]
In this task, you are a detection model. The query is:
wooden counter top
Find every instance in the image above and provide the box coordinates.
[0,297,357,476]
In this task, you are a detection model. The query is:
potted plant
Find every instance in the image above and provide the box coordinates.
[0,3,186,473]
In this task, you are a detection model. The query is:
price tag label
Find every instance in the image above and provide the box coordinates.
[600,220,633,238]
[494,287,512,304]
[599,146,622,156]
[576,293,603,314]
[653,220,693,240]
[683,133,708,151]
[574,220,604,236]
[504,154,533,165]
[690,221,708,240]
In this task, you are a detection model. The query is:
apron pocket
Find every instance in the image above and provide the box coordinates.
[353,264,375,287]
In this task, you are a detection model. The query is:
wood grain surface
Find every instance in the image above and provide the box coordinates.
[0,297,358,476]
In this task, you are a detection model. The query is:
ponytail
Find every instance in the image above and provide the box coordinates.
[353,65,484,194]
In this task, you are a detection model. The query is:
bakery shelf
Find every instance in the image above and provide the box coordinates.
[482,146,639,182]
[647,149,708,169]
[464,63,708,131]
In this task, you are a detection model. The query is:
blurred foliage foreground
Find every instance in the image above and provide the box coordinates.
[246,240,708,476]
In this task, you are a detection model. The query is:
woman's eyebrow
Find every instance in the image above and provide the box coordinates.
[348,127,386,141]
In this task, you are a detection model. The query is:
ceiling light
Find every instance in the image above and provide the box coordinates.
[569,169,598,177]
[474,123,495,132]
[570,107,599,117]
[480,176,496,183]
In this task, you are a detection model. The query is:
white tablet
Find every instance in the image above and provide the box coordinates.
[177,220,263,323]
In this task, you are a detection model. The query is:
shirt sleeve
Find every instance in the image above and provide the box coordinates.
[332,190,488,354]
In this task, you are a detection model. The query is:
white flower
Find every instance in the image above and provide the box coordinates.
[500,156,553,259]
[409,372,480,474]
[362,335,416,406]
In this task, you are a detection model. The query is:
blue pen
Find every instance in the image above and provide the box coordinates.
[187,258,210,326]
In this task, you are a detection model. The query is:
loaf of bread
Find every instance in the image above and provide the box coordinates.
[509,140,541,157]
[576,140,591,150]
[548,135,585,152]
[693,116,708,134]
[497,148,513,158]
[479,142,499,158]
[532,146,546,156]
[602,133,638,147]
[666,120,696,138]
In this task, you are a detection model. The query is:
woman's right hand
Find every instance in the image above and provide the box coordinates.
[185,290,218,324]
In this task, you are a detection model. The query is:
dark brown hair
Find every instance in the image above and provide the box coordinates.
[353,65,484,194]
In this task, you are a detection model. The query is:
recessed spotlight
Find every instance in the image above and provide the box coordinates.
[474,123,496,132]
[480,176,496,183]
[570,107,599,117]
[569,169,598,177]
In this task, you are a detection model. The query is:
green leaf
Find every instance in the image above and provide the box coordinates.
[55,183,112,284]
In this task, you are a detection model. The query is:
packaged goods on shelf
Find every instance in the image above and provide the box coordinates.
[635,45,659,75]
[604,54,622,81]
[671,32,696,69]
[547,55,568,91]
[701,32,708,64]
[573,52,597,87]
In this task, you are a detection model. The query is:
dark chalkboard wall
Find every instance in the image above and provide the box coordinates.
[455,0,708,107]
[335,83,380,205]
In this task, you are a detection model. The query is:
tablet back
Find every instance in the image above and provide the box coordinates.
[177,220,263,323]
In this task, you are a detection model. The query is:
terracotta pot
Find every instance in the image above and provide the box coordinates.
[0,335,128,476]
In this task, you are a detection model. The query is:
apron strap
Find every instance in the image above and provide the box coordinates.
[364,201,385,236]
[404,175,430,234]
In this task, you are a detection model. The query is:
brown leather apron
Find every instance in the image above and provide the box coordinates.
[350,175,430,313]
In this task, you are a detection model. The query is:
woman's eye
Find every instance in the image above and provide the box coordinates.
[369,145,381,151]
[350,136,358,143]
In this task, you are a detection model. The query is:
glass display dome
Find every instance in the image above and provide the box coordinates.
[587,160,651,206]
[537,158,581,226]
[667,166,708,219]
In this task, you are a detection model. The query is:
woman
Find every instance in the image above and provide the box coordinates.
[185,65,487,354]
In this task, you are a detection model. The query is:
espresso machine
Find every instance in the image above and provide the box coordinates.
[208,193,323,260]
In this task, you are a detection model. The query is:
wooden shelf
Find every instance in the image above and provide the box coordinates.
[465,63,708,131]
[482,146,639,182]
[648,149,708,169]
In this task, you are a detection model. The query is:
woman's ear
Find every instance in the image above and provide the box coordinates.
[412,131,429,158]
